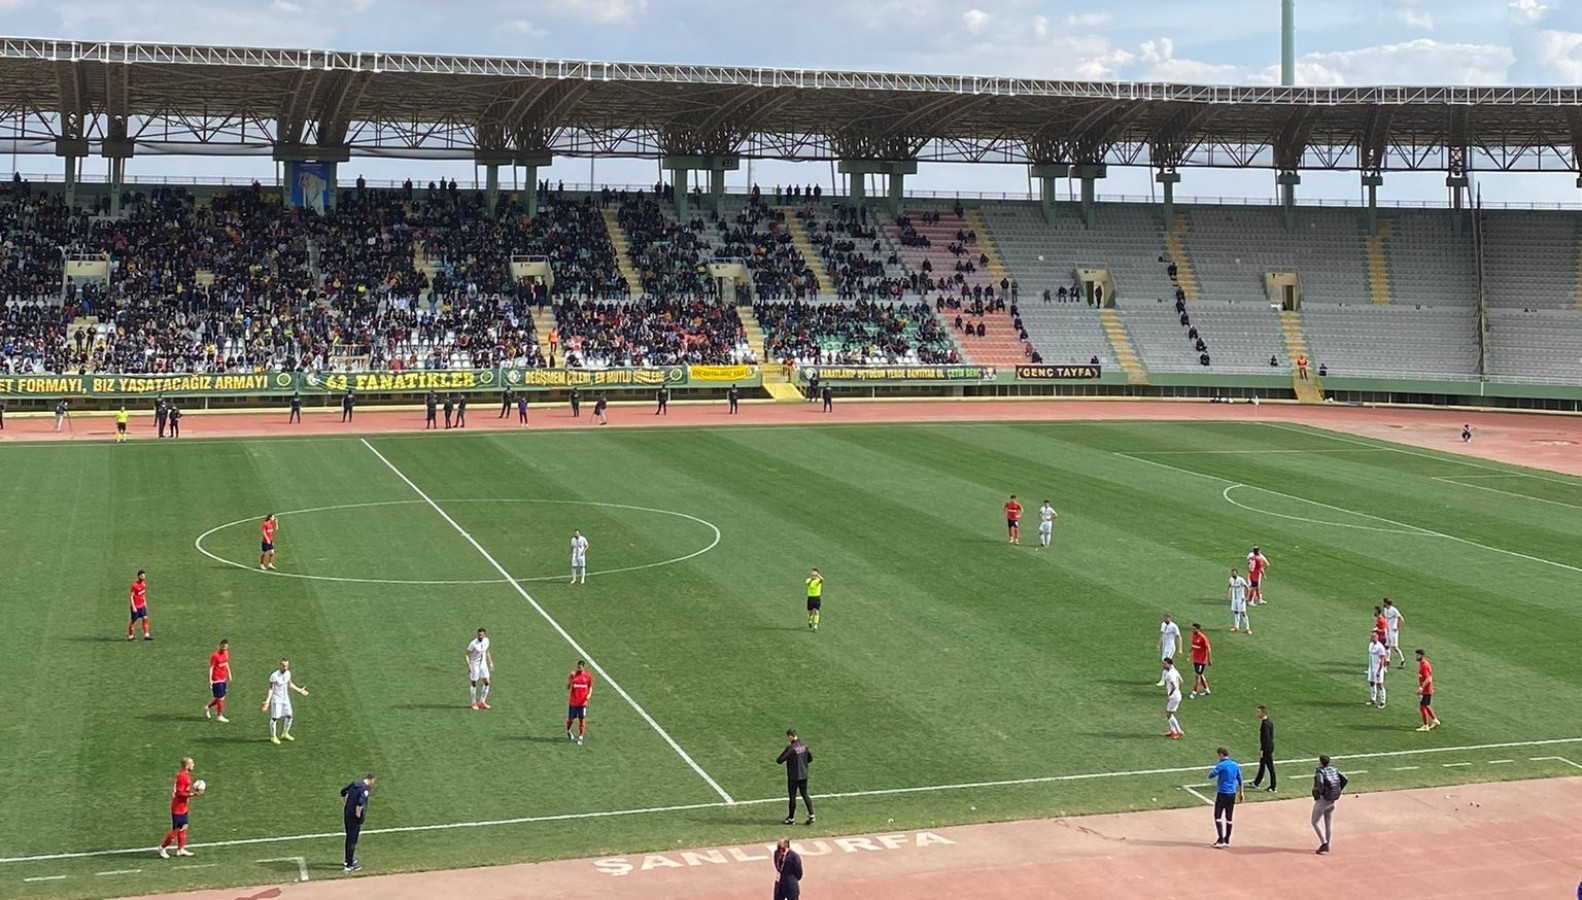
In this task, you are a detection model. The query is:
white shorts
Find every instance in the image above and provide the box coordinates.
[1375,666,1387,683]
[571,555,586,568]
[1387,629,1399,648]
[1367,667,1381,683]
[1162,643,1177,661]
[1166,694,1182,713]
[270,699,293,719]
[469,663,490,682]
[1230,599,1246,613]
[1039,522,1052,535]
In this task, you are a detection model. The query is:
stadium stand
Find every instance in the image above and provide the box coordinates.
[1299,304,1479,379]
[553,297,753,368]
[1480,211,1582,310]
[754,298,957,366]
[885,205,1027,366]
[1485,308,1582,382]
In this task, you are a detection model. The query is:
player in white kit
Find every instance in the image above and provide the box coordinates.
[1157,614,1181,686]
[1366,635,1389,707]
[1381,599,1405,667]
[1162,658,1185,739]
[261,658,309,744]
[466,627,494,710]
[1036,501,1058,549]
[1227,568,1252,634]
[569,530,589,584]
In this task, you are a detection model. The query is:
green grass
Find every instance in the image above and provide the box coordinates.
[2,419,1580,898]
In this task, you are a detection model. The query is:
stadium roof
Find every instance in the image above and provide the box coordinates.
[5,36,1582,173]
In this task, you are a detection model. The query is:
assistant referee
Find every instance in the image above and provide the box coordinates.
[805,568,822,631]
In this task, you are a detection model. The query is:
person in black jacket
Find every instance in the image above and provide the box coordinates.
[777,729,815,826]
[773,837,803,900]
[569,387,582,419]
[424,391,438,429]
[727,384,740,414]
[288,391,302,424]
[340,772,376,872]
[1250,705,1277,792]
[499,388,514,418]
[456,394,467,428]
[443,394,455,429]
[341,389,354,423]
[155,396,168,437]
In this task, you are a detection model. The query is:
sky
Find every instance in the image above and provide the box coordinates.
[7,0,1582,205]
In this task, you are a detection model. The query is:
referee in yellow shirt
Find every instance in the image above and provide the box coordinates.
[115,406,129,443]
[805,568,823,631]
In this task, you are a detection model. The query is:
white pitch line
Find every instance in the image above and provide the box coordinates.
[1119,451,1582,575]
[175,863,217,870]
[1532,756,1582,770]
[96,868,142,876]
[1126,449,1393,455]
[1258,422,1582,487]
[1181,785,1214,805]
[359,438,734,805]
[1442,762,1472,767]
[1430,476,1582,511]
[4,736,1580,867]
[258,856,309,882]
[22,875,66,882]
[1489,759,1514,764]
[1392,766,1421,771]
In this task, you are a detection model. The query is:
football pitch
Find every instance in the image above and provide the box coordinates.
[3,418,1580,898]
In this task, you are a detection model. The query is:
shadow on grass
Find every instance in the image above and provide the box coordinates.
[392,703,469,712]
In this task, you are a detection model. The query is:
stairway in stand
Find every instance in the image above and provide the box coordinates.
[1163,214,1200,300]
[414,241,440,305]
[1364,220,1395,305]
[884,208,1025,368]
[740,306,803,400]
[779,209,830,297]
[599,208,644,297]
[531,306,556,362]
[1280,310,1324,403]
[1097,308,1150,385]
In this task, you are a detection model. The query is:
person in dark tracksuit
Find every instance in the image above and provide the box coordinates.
[442,394,454,429]
[777,729,815,826]
[569,388,582,419]
[168,403,182,438]
[340,772,375,872]
[456,394,467,428]
[773,838,803,900]
[727,384,740,414]
[820,384,832,413]
[424,391,438,429]
[594,393,608,425]
[655,386,669,415]
[806,370,820,402]
[155,396,169,438]
[288,392,302,424]
[517,393,529,425]
[499,388,514,418]
[341,390,354,422]
[1250,705,1277,792]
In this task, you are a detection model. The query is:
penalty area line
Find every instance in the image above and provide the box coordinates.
[3,736,1579,866]
[358,438,734,805]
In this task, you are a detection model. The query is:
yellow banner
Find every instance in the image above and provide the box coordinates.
[504,367,685,388]
[687,365,754,383]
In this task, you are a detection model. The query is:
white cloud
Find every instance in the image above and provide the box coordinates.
[1063,12,1110,28]
[510,18,546,38]
[553,0,647,26]
[1295,38,1513,85]
[269,0,302,13]
[962,8,989,33]
[1509,0,1547,27]
[1397,4,1434,31]
[1032,14,1048,39]
[0,0,29,11]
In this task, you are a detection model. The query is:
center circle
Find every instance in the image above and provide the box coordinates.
[193,499,720,586]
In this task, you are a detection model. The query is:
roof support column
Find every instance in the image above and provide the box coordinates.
[55,138,87,211]
[1446,174,1469,234]
[838,160,917,216]
[1075,164,1106,229]
[1278,170,1301,232]
[102,121,134,219]
[517,152,553,220]
[1362,174,1383,234]
[475,150,516,219]
[1030,163,1069,225]
[663,155,740,220]
[1156,170,1181,226]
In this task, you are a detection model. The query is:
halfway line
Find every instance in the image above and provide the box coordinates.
[359,438,735,804]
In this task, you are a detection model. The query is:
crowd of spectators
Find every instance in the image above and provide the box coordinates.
[552,297,752,367]
[754,298,957,366]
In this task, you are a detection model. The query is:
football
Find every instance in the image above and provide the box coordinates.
[192,779,207,793]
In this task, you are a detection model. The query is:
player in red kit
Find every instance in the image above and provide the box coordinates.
[205,640,231,723]
[1004,494,1023,545]
[1246,547,1269,605]
[259,514,278,570]
[157,757,203,858]
[565,660,594,746]
[1415,649,1440,731]
[128,570,152,641]
[1189,623,1213,698]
